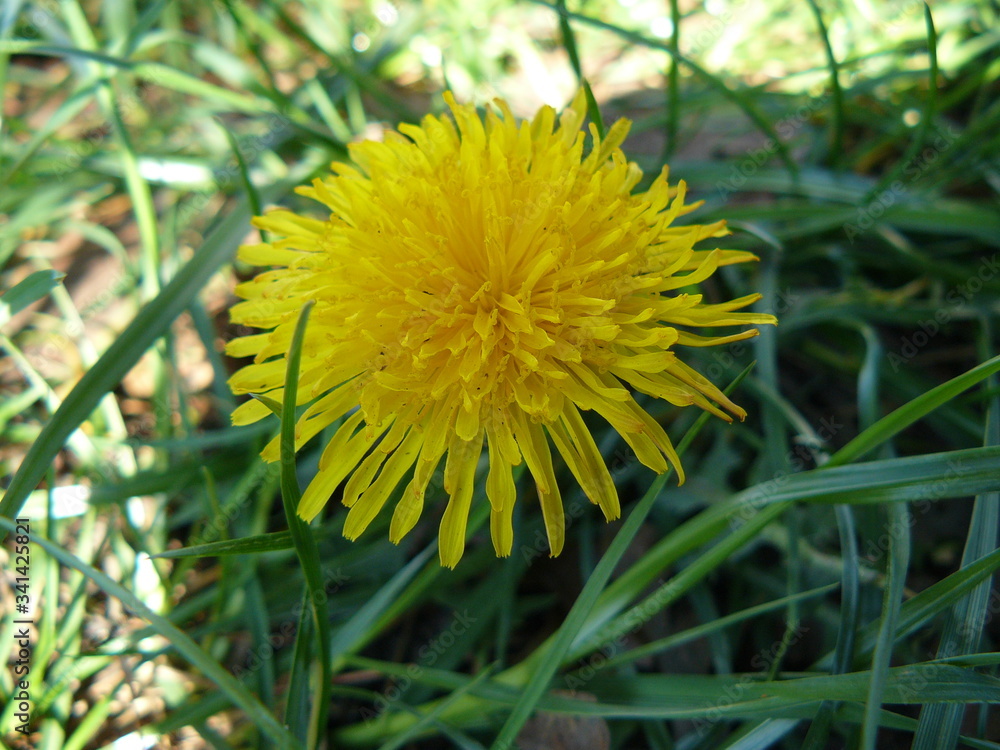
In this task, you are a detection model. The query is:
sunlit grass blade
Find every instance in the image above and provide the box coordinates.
[528,0,798,177]
[0,177,302,527]
[0,268,65,324]
[0,516,303,750]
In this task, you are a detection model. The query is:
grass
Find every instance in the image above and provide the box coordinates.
[2,0,1000,748]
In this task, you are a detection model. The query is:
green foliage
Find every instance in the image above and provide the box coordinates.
[2,0,1000,748]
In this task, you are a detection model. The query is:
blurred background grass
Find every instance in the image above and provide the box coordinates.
[2,0,1000,748]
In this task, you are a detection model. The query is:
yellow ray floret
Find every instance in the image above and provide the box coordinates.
[227,90,777,568]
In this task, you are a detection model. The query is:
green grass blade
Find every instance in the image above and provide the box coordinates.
[826,354,1000,468]
[582,79,605,141]
[151,531,295,558]
[328,544,436,670]
[729,445,1000,510]
[0,178,300,528]
[491,465,671,747]
[864,4,939,203]
[570,503,787,663]
[278,300,331,748]
[0,516,302,749]
[377,665,496,750]
[593,584,838,673]
[662,0,680,160]
[859,502,911,750]
[491,365,754,748]
[0,269,65,324]
[913,358,999,750]
[801,504,860,750]
[528,0,798,177]
[555,0,582,81]
[219,120,265,231]
[346,659,1000,720]
[285,589,316,745]
[805,0,842,166]
[810,541,1000,670]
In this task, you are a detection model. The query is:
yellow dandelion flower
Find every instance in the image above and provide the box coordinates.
[227,90,776,568]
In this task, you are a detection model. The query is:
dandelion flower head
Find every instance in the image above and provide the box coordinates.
[227,90,777,567]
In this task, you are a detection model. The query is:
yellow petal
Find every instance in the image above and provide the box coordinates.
[438,431,483,569]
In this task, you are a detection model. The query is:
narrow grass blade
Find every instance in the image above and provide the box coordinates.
[582,79,605,141]
[859,501,911,750]
[864,4,938,203]
[826,354,1000,468]
[285,589,316,745]
[808,538,1000,670]
[555,0,582,80]
[491,465,670,746]
[528,0,798,177]
[583,585,837,673]
[914,356,999,750]
[0,516,302,749]
[347,659,1000,720]
[801,505,860,750]
[278,300,331,747]
[377,666,497,750]
[0,179,298,527]
[805,0,842,166]
[0,269,65,324]
[570,503,787,663]
[150,531,295,558]
[219,120,264,229]
[662,0,680,160]
[729,445,1000,509]
[490,366,754,749]
[329,544,436,669]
